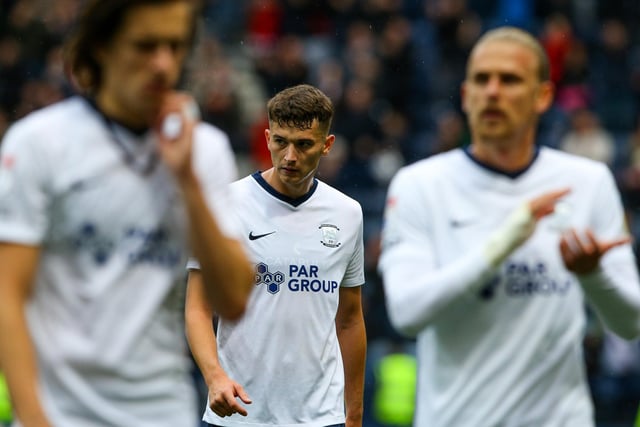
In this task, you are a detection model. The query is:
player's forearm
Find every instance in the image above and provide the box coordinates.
[579,256,640,339]
[185,316,226,387]
[185,276,228,386]
[0,295,50,426]
[380,198,538,336]
[380,244,497,335]
[337,318,366,426]
[179,173,252,320]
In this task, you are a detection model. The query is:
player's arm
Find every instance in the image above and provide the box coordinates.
[336,285,366,427]
[155,94,253,321]
[179,173,253,321]
[0,243,52,427]
[379,170,569,336]
[562,170,640,339]
[185,270,251,417]
[569,243,640,340]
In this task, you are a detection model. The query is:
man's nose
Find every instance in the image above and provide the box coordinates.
[283,144,297,162]
[151,44,177,73]
[485,76,501,96]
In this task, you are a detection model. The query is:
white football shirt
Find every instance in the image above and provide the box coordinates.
[201,172,365,427]
[0,96,239,427]
[379,147,640,427]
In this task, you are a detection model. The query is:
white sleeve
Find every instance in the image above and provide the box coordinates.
[341,203,365,287]
[192,124,241,239]
[0,121,51,244]
[378,169,498,336]
[578,166,640,339]
[186,125,242,272]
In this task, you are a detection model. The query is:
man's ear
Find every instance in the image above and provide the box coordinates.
[264,128,270,146]
[460,81,469,114]
[322,134,336,156]
[535,81,555,114]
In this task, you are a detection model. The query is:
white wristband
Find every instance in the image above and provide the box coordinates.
[484,203,536,267]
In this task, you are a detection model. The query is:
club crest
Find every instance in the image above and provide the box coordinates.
[319,224,340,248]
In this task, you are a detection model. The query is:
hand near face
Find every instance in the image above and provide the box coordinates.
[154,92,200,181]
[560,229,631,275]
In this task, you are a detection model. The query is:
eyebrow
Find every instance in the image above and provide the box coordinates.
[273,133,314,142]
[471,70,524,80]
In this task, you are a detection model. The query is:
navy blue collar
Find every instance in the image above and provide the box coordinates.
[84,97,158,175]
[251,171,318,207]
[463,145,539,179]
[84,97,149,135]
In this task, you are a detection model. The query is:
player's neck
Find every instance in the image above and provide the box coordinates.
[262,168,313,199]
[94,91,150,132]
[470,138,536,173]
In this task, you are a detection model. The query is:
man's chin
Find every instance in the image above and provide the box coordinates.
[478,124,508,138]
[477,130,512,144]
[278,169,299,179]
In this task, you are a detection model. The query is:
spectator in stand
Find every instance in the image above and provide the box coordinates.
[559,107,616,167]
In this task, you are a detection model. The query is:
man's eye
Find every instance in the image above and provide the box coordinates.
[474,74,489,84]
[131,40,186,54]
[501,75,520,84]
[133,41,157,52]
[169,41,186,53]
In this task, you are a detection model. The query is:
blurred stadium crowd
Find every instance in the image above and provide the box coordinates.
[2,0,640,425]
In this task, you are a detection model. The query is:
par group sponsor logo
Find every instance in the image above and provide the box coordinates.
[71,222,182,267]
[479,259,572,300]
[254,262,339,295]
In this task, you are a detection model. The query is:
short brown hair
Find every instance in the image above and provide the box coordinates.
[64,0,200,94]
[266,84,335,135]
[469,26,550,82]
